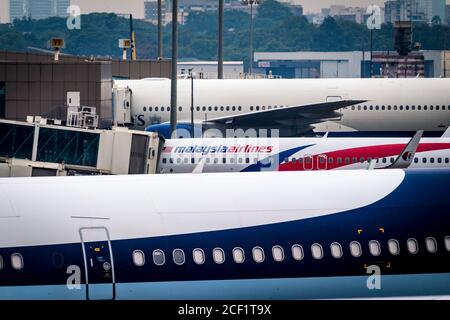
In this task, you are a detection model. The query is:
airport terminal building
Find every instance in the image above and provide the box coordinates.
[254,50,450,79]
[0,51,171,127]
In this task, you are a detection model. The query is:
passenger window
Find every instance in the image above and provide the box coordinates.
[132,250,145,267]
[445,236,450,251]
[423,158,427,164]
[193,248,205,265]
[153,249,165,266]
[407,238,419,254]
[272,246,284,262]
[11,253,24,270]
[446,158,449,164]
[213,248,225,264]
[291,245,304,260]
[0,255,3,270]
[430,158,435,164]
[311,243,324,259]
[232,247,245,263]
[345,157,350,165]
[252,247,265,263]
[350,241,362,257]
[337,157,342,164]
[173,249,185,265]
[330,242,343,258]
[369,241,381,256]
[438,158,442,164]
[388,239,400,255]
[425,237,437,253]
[414,158,418,163]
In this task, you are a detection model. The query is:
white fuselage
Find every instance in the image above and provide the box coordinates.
[116,78,450,132]
[158,137,450,173]
[1,170,450,299]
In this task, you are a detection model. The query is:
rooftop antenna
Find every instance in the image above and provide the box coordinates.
[130,14,137,61]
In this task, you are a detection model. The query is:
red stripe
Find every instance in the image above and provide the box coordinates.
[279,143,450,171]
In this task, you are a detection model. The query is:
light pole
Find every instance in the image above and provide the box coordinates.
[170,0,178,138]
[241,0,260,76]
[218,0,224,79]
[189,68,196,138]
[157,0,163,58]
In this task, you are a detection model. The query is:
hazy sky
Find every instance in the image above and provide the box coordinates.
[71,0,145,19]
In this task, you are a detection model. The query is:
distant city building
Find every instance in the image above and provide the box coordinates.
[10,0,70,21]
[254,51,449,79]
[384,0,446,25]
[0,0,10,23]
[314,5,383,25]
[144,0,167,24]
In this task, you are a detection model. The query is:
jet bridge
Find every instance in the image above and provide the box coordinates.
[0,119,162,177]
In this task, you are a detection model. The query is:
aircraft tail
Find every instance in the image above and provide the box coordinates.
[384,130,423,169]
[442,127,450,138]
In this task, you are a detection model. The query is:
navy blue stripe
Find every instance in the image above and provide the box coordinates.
[1,169,450,289]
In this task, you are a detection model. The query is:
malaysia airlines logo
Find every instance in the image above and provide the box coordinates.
[169,145,274,155]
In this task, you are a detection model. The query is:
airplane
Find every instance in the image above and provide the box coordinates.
[114,78,450,137]
[0,169,449,299]
[157,130,450,174]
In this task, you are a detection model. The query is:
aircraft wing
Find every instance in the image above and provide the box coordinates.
[204,100,367,128]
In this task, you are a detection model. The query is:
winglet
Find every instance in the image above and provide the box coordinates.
[442,127,450,138]
[383,130,423,169]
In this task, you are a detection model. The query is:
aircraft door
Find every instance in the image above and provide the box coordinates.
[79,227,115,300]
[317,155,328,170]
[303,155,314,170]
[327,96,343,121]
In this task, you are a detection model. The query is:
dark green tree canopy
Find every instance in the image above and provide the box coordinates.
[1,0,449,63]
